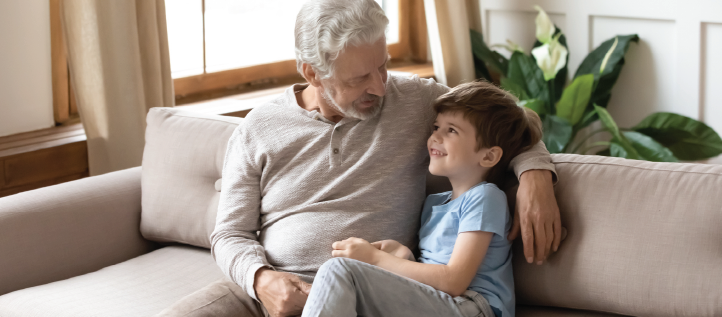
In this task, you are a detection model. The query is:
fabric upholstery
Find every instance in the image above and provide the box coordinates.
[0,246,224,317]
[512,154,722,317]
[517,305,627,317]
[0,167,155,296]
[141,107,242,248]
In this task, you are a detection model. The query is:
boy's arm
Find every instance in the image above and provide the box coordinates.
[333,232,493,297]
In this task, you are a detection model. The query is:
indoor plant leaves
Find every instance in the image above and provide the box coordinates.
[595,105,639,159]
[541,114,572,153]
[632,112,722,160]
[556,74,594,125]
[574,34,639,109]
[470,29,508,77]
[519,99,546,116]
[508,51,551,112]
[623,131,678,162]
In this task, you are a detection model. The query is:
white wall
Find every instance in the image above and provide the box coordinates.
[0,0,55,137]
[478,0,722,134]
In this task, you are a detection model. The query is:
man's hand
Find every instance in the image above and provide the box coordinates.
[332,237,382,264]
[371,239,415,261]
[254,268,311,317]
[508,169,562,265]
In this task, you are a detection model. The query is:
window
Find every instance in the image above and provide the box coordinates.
[165,0,428,103]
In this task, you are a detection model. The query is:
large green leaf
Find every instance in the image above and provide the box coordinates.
[575,34,639,108]
[632,112,722,160]
[501,77,529,100]
[542,115,572,153]
[470,29,509,76]
[508,52,551,112]
[473,55,493,82]
[519,99,546,116]
[594,105,639,159]
[533,26,568,102]
[556,74,594,125]
[623,131,679,162]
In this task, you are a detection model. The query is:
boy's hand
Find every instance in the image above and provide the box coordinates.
[371,239,415,261]
[332,237,382,264]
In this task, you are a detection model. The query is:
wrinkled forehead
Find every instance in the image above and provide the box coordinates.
[331,38,389,82]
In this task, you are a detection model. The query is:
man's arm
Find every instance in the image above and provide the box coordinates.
[211,125,271,298]
[211,125,311,317]
[508,141,563,264]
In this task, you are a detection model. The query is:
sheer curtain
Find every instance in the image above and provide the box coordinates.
[61,0,174,175]
[424,0,476,87]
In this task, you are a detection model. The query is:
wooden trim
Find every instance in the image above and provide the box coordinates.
[174,60,299,97]
[50,0,70,124]
[173,1,428,101]
[408,0,428,62]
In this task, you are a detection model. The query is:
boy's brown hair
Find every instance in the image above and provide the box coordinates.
[433,80,543,185]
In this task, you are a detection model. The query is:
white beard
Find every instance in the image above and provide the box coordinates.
[322,86,384,121]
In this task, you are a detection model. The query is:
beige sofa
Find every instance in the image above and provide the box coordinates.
[0,107,720,317]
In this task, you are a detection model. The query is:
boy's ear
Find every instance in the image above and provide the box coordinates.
[479,146,503,168]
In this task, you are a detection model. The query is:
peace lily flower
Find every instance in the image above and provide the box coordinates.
[531,33,568,81]
[534,5,555,44]
[491,39,525,54]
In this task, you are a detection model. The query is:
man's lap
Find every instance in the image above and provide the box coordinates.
[155,277,267,317]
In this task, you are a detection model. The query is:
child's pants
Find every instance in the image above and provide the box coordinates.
[301,257,495,317]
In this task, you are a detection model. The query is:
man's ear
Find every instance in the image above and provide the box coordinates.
[302,63,322,87]
[479,146,503,168]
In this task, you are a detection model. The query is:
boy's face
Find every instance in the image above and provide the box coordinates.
[427,112,488,178]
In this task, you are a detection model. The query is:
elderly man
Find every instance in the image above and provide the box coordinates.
[203,0,562,316]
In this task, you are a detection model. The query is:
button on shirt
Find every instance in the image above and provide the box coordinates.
[418,182,514,317]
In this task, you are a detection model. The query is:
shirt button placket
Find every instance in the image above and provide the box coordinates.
[331,124,342,167]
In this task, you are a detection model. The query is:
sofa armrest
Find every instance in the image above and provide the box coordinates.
[0,167,157,296]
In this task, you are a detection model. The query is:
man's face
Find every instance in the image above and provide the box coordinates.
[320,37,388,120]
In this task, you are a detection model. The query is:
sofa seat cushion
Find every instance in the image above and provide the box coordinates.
[517,305,628,317]
[0,245,225,317]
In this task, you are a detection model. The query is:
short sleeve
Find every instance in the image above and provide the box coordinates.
[457,184,509,237]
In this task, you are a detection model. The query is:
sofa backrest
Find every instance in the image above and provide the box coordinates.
[510,154,722,317]
[140,108,242,248]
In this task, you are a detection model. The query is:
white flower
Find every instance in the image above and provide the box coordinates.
[534,5,556,44]
[531,33,568,81]
[491,39,525,54]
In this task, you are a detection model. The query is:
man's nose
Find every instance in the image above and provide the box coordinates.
[367,69,386,97]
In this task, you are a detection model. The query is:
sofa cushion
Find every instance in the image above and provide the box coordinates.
[141,108,242,248]
[0,245,225,317]
[513,154,722,317]
[516,305,627,317]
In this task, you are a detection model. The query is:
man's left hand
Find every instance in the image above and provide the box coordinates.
[332,237,382,264]
[508,169,562,265]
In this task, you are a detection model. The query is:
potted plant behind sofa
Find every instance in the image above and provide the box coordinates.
[470,6,722,162]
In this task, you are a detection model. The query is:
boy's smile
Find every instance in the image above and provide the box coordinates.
[427,112,485,179]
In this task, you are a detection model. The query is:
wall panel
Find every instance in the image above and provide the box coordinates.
[591,16,680,128]
[702,23,722,136]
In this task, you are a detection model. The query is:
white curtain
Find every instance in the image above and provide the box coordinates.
[61,0,174,175]
[424,0,477,87]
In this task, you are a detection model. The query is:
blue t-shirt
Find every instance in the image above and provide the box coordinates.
[418,182,514,317]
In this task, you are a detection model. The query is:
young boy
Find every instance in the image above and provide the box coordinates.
[300,81,543,317]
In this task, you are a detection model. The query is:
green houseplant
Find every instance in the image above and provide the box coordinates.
[470,6,722,162]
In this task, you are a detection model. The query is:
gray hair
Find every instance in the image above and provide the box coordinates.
[294,0,389,79]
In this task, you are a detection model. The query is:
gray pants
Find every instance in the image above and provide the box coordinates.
[301,257,495,317]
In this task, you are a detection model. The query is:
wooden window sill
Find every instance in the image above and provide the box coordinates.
[0,123,88,198]
[177,62,435,117]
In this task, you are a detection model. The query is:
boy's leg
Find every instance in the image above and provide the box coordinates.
[302,258,466,317]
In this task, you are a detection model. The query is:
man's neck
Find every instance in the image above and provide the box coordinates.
[296,84,345,123]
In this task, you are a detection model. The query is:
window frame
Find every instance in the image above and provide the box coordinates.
[50,0,78,125]
[172,0,428,101]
